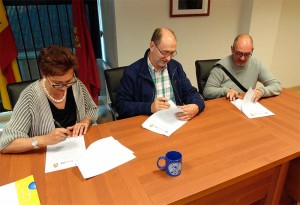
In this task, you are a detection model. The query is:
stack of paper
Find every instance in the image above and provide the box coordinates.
[76,136,136,179]
[231,88,275,118]
[45,136,86,173]
[142,100,187,137]
[0,175,40,205]
[45,136,135,179]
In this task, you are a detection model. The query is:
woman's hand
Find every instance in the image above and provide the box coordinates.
[67,118,92,137]
[39,128,70,146]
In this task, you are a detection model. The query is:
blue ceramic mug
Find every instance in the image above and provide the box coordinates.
[157,151,182,176]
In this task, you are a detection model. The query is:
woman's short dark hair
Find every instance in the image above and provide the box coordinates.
[38,45,78,76]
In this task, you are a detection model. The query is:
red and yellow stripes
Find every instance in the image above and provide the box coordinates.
[0,0,21,110]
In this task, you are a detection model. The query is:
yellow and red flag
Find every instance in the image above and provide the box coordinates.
[0,0,21,110]
[72,0,101,105]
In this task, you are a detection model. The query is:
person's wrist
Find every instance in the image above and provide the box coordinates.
[227,88,232,94]
[37,135,47,148]
[150,103,155,113]
[194,104,199,114]
[31,136,39,149]
[82,118,92,126]
[257,89,264,96]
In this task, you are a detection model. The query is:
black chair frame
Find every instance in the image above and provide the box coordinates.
[195,59,220,100]
[104,66,127,120]
[6,80,35,109]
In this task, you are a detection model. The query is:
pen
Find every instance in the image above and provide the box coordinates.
[53,119,68,136]
[53,119,64,128]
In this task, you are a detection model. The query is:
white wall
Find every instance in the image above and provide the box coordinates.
[271,0,300,87]
[113,0,245,87]
[102,0,300,88]
[249,0,283,70]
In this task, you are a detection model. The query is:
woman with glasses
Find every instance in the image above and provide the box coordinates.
[203,34,282,101]
[0,45,98,153]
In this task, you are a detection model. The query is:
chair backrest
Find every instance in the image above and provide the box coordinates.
[6,80,35,109]
[104,66,127,106]
[195,59,220,97]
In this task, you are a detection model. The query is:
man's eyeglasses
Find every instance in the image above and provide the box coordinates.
[233,51,252,59]
[154,43,177,57]
[48,75,77,89]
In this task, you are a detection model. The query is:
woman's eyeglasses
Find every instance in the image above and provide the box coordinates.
[48,75,77,89]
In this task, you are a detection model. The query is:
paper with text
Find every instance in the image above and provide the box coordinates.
[142,100,187,137]
[231,88,275,118]
[45,136,86,173]
[76,136,136,179]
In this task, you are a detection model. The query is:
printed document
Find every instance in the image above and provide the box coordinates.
[231,88,275,118]
[0,175,40,205]
[142,100,187,137]
[76,136,136,179]
[45,136,86,173]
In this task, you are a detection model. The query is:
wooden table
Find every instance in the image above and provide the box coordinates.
[1,89,299,205]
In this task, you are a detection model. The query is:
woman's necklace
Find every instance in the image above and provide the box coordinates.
[42,78,67,103]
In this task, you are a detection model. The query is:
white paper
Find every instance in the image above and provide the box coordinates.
[76,136,136,179]
[142,100,187,137]
[231,88,275,118]
[0,182,18,205]
[45,136,86,173]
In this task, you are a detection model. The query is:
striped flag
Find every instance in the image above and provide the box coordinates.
[0,0,21,110]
